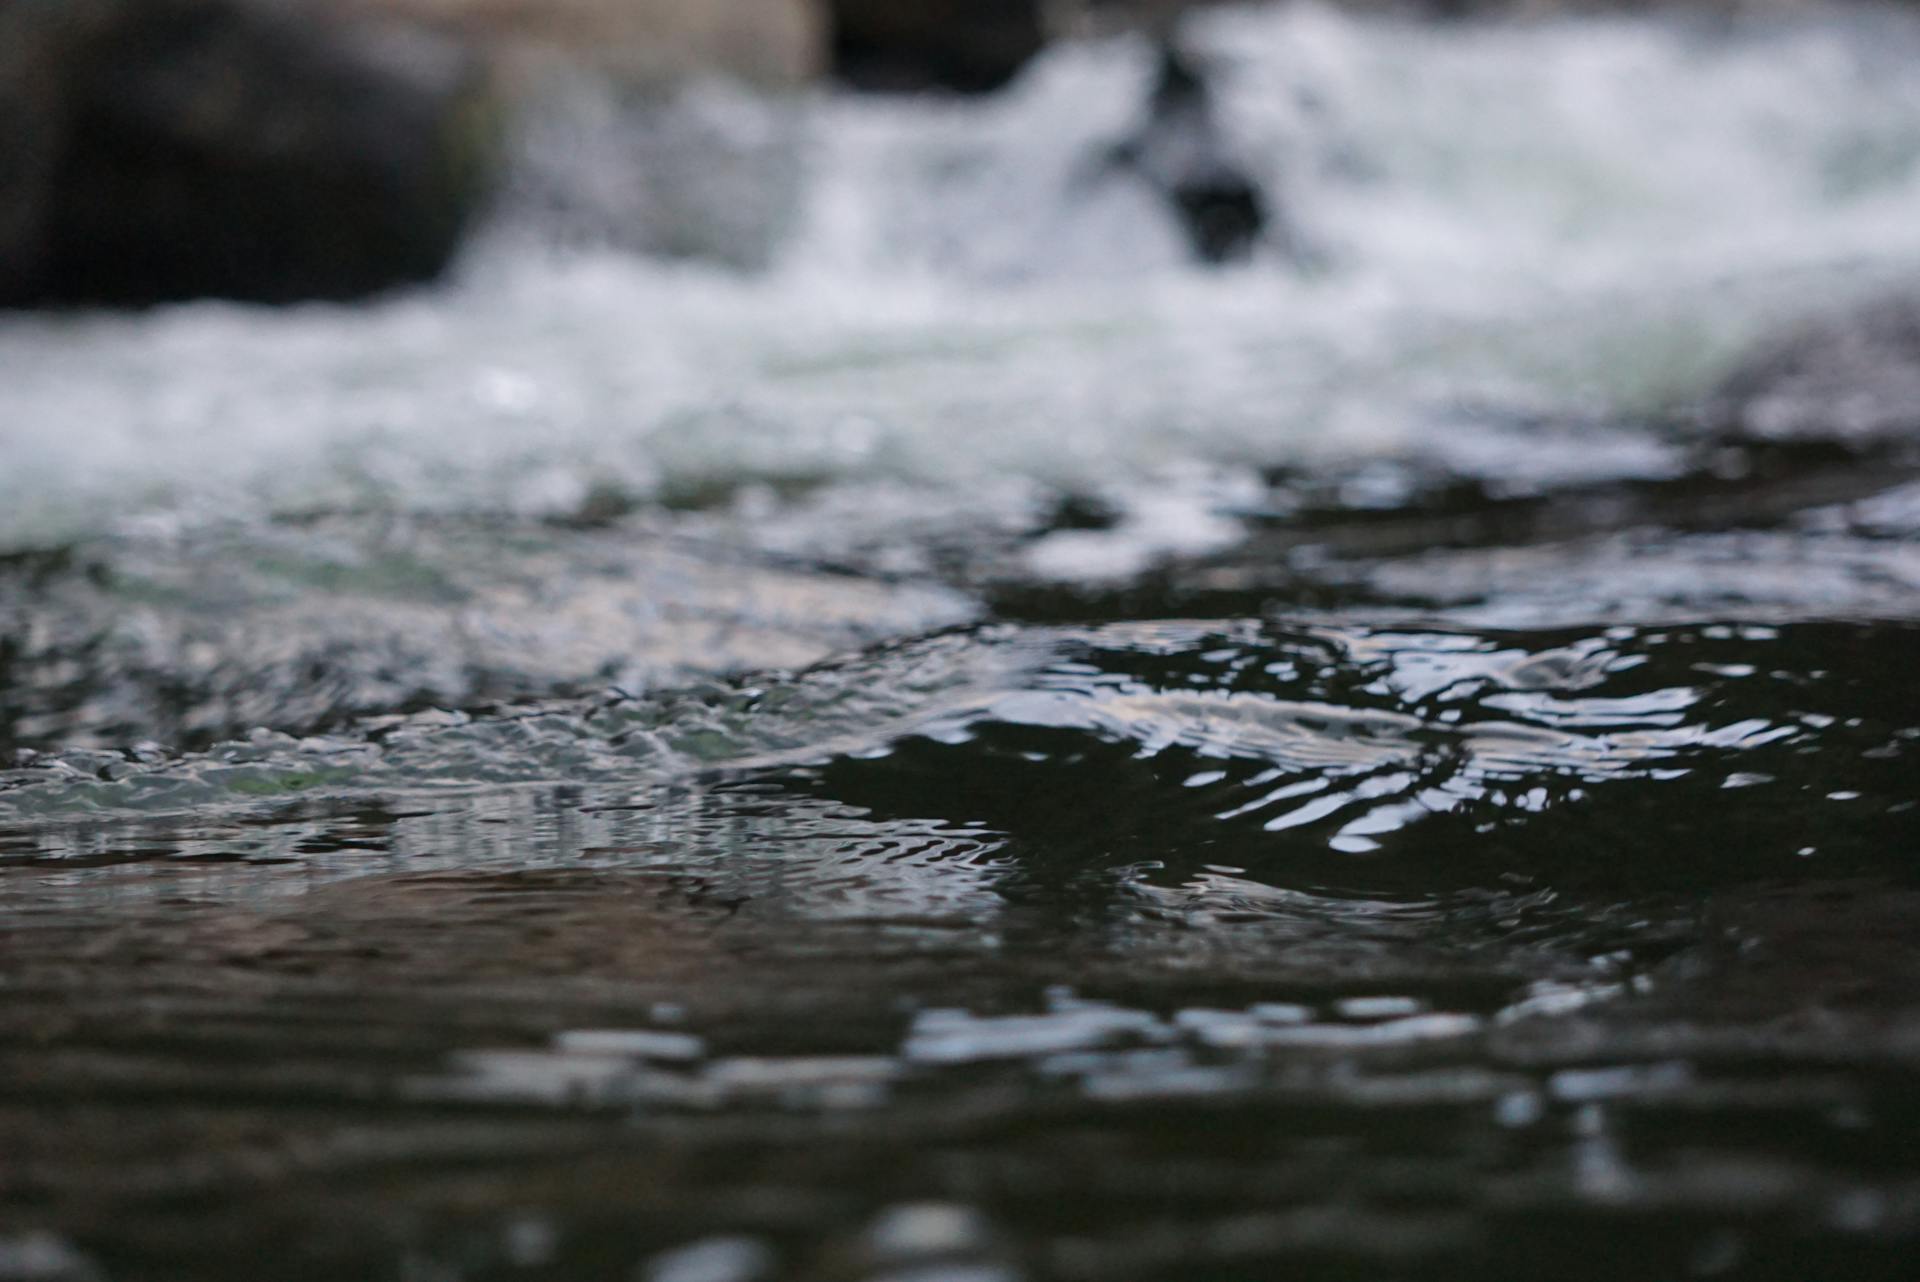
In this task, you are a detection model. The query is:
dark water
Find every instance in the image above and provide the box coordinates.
[5,439,1920,1280]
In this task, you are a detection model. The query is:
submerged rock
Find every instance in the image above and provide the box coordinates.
[0,0,498,307]
[0,516,976,753]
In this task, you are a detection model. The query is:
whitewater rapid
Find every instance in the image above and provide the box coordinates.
[3,2,1920,555]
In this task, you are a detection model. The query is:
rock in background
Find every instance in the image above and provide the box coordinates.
[0,0,498,306]
[0,0,838,305]
[0,0,1244,306]
[826,0,1049,92]
[328,0,825,88]
[0,3,74,303]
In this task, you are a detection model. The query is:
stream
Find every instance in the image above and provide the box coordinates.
[3,5,1920,1279]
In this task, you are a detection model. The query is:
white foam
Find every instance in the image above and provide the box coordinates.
[5,5,1920,550]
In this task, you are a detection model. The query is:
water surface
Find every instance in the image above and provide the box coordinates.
[4,5,1920,1279]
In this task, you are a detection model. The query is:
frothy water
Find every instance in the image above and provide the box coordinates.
[5,4,1920,552]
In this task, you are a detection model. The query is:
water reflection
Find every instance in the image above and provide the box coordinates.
[7,617,1914,889]
[2,609,1918,1276]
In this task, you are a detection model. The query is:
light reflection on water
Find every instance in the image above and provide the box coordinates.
[6,617,1910,859]
[0,616,1917,1278]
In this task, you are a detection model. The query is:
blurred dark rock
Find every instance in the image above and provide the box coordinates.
[0,0,498,307]
[0,1,101,302]
[826,0,1047,93]
[1104,40,1278,265]
[1709,292,1920,443]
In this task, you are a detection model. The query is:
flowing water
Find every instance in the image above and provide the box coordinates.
[5,4,1920,1279]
